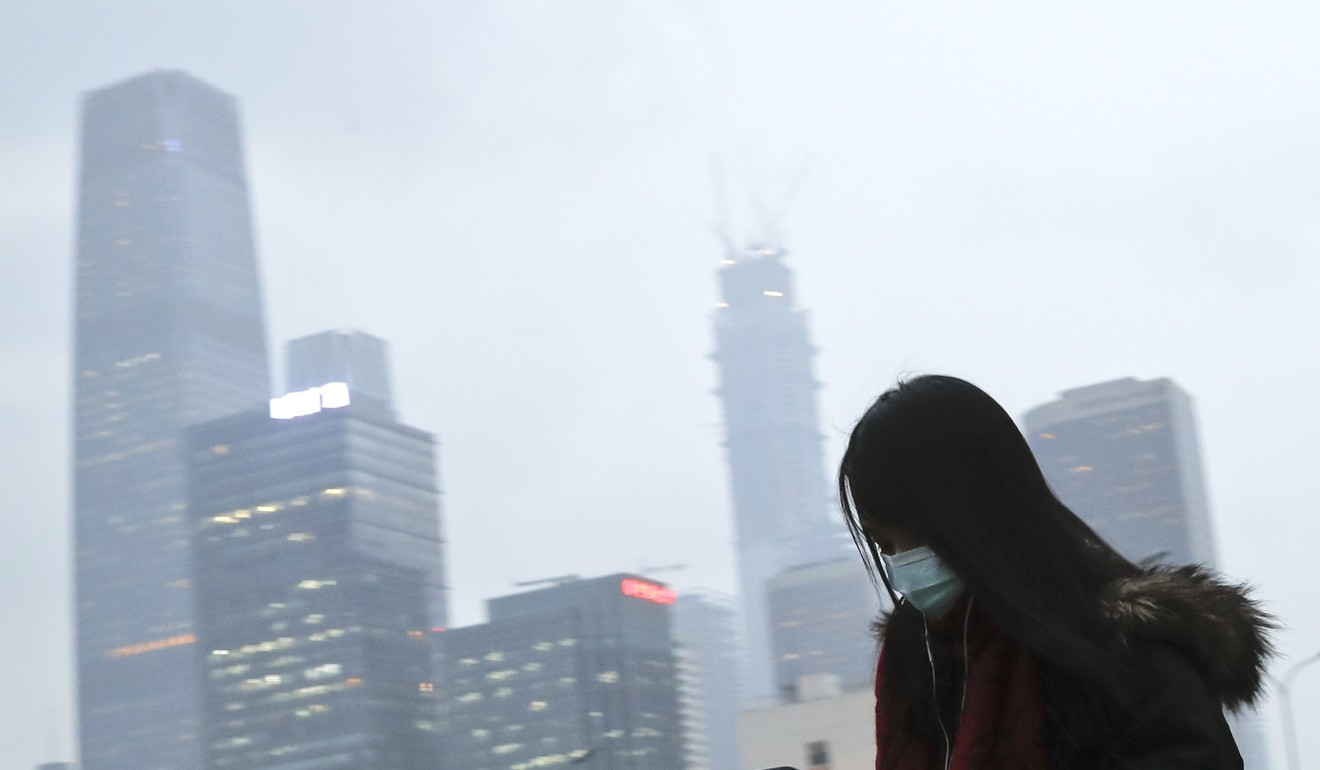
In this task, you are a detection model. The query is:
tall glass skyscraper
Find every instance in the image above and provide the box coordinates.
[186,378,447,769]
[710,244,847,701]
[73,70,270,769]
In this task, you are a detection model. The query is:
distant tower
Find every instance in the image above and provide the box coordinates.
[710,244,847,701]
[72,70,271,770]
[439,574,685,770]
[185,351,447,769]
[286,330,395,417]
[672,590,742,770]
[1024,376,1269,768]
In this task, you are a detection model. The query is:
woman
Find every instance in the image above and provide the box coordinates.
[838,375,1274,769]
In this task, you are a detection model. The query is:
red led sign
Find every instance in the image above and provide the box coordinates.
[620,578,676,605]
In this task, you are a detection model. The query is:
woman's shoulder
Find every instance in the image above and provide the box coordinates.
[1098,563,1276,712]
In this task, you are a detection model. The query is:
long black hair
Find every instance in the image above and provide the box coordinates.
[839,375,1141,757]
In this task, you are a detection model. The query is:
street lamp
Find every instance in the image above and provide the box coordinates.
[1278,650,1320,770]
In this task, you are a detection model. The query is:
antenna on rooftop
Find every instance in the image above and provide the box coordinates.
[636,564,687,575]
[513,574,581,589]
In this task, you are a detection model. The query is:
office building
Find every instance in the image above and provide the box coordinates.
[1024,376,1268,768]
[286,330,395,416]
[710,244,848,700]
[185,368,447,769]
[439,574,684,770]
[72,70,271,769]
[1023,377,1216,565]
[767,559,881,698]
[672,590,741,770]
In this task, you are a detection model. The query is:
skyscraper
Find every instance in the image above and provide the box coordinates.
[185,369,447,769]
[286,330,395,417]
[438,574,685,770]
[710,244,846,700]
[72,70,270,770]
[1023,377,1269,768]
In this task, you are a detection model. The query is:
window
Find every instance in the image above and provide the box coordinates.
[807,740,830,770]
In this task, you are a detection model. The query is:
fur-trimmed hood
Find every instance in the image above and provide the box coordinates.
[1100,564,1276,712]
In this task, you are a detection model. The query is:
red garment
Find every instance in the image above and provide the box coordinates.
[874,607,1049,769]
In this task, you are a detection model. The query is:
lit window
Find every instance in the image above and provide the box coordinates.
[528,700,548,712]
[105,633,196,659]
[763,290,785,297]
[212,444,231,455]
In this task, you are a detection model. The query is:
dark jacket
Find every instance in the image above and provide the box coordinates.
[1077,564,1276,769]
[877,565,1274,769]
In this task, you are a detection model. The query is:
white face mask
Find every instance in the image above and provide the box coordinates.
[880,545,966,620]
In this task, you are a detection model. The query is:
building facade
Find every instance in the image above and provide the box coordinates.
[767,559,881,698]
[185,381,447,769]
[710,245,848,700]
[439,574,685,770]
[671,590,742,770]
[1023,376,1268,768]
[73,70,271,770]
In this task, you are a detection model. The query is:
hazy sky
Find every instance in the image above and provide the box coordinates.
[4,2,1320,766]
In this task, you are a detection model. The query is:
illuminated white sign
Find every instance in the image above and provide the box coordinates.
[269,382,351,420]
